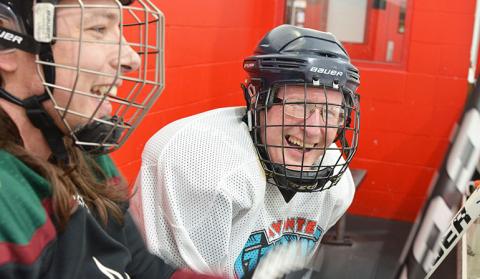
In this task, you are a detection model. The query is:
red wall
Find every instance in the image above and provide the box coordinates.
[113,0,477,222]
[348,0,476,221]
[112,0,285,184]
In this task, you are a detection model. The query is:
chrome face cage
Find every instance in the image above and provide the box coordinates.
[35,0,165,154]
[250,82,360,192]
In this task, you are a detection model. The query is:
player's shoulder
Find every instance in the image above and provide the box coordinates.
[337,167,354,190]
[143,107,248,159]
[0,149,55,257]
[328,167,355,206]
[0,150,21,188]
[161,106,244,133]
[0,148,19,170]
[0,149,51,201]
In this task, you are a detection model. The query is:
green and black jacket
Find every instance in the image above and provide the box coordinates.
[0,150,175,278]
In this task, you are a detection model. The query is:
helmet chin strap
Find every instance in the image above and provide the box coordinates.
[254,139,336,202]
[24,93,69,164]
[73,116,125,154]
[270,164,334,190]
[0,87,69,164]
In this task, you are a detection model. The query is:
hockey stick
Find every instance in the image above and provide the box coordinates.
[425,182,480,279]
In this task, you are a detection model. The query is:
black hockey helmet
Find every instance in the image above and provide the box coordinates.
[242,24,360,195]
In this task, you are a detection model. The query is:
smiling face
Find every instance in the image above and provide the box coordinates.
[260,85,344,171]
[50,0,140,133]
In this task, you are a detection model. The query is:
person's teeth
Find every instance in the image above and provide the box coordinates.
[100,86,109,95]
[305,142,315,148]
[91,85,117,96]
[288,136,315,148]
[109,86,117,97]
[289,136,302,146]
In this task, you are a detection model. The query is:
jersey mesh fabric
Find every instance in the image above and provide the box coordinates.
[132,107,354,278]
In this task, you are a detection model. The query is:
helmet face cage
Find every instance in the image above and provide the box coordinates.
[34,0,165,154]
[242,25,360,193]
[249,79,360,192]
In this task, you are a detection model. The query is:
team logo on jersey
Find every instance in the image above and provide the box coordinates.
[234,217,323,278]
[265,217,320,242]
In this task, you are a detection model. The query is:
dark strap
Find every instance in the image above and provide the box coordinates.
[0,87,25,107]
[23,94,69,164]
[39,43,56,94]
[0,86,68,164]
[0,27,40,54]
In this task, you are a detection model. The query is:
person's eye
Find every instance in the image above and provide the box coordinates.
[88,25,107,34]
[329,109,338,117]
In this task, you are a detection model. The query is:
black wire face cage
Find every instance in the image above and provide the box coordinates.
[35,0,164,154]
[249,80,360,192]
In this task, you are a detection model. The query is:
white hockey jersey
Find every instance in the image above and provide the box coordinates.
[131,107,355,278]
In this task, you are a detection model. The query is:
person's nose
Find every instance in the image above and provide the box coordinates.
[111,36,141,74]
[301,107,324,138]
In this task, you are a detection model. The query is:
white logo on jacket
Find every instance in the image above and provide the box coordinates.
[93,257,131,279]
